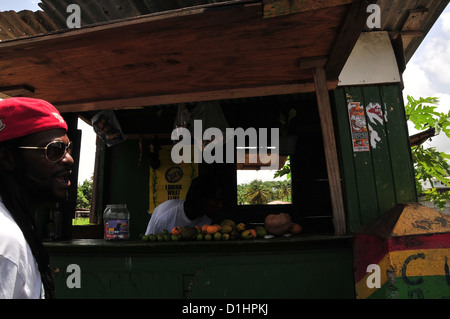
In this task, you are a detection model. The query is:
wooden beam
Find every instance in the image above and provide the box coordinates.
[55,81,339,113]
[298,56,328,70]
[402,9,429,31]
[326,0,377,81]
[401,8,429,51]
[390,31,406,74]
[313,67,347,236]
[388,30,425,39]
[0,3,255,55]
[0,85,35,99]
[0,3,347,110]
[410,127,436,147]
[263,0,353,18]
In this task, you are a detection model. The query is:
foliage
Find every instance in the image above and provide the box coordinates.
[405,95,450,210]
[273,156,291,181]
[76,179,93,209]
[238,179,291,205]
[243,179,271,204]
[72,218,90,225]
[405,96,450,137]
[276,180,291,201]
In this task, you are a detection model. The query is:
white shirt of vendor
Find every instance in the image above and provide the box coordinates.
[0,196,43,299]
[145,199,212,235]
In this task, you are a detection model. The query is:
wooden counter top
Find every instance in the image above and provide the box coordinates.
[45,234,353,255]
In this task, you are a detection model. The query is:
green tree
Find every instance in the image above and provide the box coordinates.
[405,96,450,210]
[77,179,93,209]
[237,184,248,205]
[243,179,272,205]
[274,156,291,180]
[275,180,291,202]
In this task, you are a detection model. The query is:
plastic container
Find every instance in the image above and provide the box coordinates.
[103,204,130,240]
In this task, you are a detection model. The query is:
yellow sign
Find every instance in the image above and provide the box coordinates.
[149,145,198,213]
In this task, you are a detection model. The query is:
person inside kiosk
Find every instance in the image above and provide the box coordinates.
[145,174,224,235]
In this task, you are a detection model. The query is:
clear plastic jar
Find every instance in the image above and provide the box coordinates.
[103,204,130,240]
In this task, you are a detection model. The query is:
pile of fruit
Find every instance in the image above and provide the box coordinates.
[141,216,302,242]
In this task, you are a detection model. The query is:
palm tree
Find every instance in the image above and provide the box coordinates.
[244,179,272,204]
[237,184,248,205]
[276,180,291,202]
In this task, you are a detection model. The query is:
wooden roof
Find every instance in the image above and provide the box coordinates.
[0,0,238,42]
[0,0,448,112]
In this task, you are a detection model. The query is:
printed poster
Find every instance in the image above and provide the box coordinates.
[149,145,198,213]
[366,102,384,149]
[347,102,370,152]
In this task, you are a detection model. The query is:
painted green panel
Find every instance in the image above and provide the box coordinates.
[190,251,354,298]
[344,86,380,226]
[381,85,417,203]
[369,275,450,299]
[333,84,417,233]
[332,88,361,233]
[50,245,354,299]
[362,86,397,214]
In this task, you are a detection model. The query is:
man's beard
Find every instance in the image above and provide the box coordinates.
[21,170,69,204]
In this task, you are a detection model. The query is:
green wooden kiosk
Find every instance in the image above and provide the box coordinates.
[0,0,448,299]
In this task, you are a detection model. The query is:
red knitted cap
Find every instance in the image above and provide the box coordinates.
[0,97,68,143]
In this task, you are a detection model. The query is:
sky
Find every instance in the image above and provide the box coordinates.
[402,7,450,155]
[0,0,40,11]
[1,1,449,184]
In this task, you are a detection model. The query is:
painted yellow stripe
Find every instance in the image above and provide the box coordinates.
[391,204,450,236]
[355,248,450,299]
[390,248,450,277]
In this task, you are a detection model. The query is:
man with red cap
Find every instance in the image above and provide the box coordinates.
[0,97,74,299]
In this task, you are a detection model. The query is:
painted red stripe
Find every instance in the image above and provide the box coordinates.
[389,232,450,251]
[354,232,450,283]
[353,234,388,283]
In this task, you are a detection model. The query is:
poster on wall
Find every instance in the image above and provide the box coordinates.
[347,102,370,152]
[366,102,385,149]
[149,145,198,213]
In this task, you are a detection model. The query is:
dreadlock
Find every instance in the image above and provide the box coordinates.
[0,140,55,299]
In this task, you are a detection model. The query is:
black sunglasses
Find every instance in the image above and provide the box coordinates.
[17,140,73,162]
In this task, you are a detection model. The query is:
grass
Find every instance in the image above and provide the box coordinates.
[72,218,91,226]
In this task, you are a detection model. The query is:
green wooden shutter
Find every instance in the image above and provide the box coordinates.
[333,84,417,233]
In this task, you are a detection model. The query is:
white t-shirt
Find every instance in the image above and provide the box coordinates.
[0,197,43,299]
[145,199,212,235]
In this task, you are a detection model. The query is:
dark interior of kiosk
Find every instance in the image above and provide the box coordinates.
[77,92,334,238]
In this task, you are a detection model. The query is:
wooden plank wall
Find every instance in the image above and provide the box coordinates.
[49,242,354,298]
[333,84,417,233]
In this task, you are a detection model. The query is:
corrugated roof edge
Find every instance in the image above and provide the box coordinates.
[0,0,257,43]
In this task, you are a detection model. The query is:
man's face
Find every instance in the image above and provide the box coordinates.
[17,128,74,202]
[203,188,224,217]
